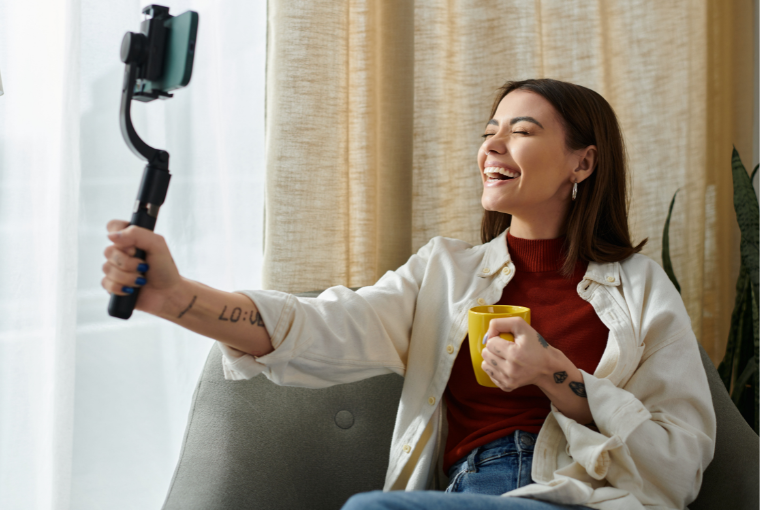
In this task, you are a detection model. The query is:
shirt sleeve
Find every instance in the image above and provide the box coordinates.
[217,238,436,388]
[552,327,717,509]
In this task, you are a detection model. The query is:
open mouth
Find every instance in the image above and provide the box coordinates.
[484,168,520,182]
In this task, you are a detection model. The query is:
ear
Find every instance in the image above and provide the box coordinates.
[573,145,597,184]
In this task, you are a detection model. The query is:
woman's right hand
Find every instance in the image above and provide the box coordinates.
[102,219,183,316]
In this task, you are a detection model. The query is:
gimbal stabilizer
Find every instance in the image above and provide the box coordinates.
[109,4,196,319]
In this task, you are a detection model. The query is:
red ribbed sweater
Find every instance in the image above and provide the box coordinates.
[443,231,610,472]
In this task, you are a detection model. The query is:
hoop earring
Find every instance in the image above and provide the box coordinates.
[572,181,578,201]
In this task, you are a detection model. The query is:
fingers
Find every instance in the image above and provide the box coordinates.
[483,336,511,359]
[103,220,151,297]
[101,259,147,294]
[106,223,165,254]
[106,219,130,233]
[482,359,511,392]
[486,316,527,339]
[103,244,143,269]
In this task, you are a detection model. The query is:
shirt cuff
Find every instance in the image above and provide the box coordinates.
[217,342,267,380]
[579,369,652,442]
[550,370,652,480]
[551,405,623,480]
[216,289,298,380]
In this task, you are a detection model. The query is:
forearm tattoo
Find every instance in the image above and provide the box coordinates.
[218,305,265,326]
[553,370,588,398]
[569,381,587,398]
[536,332,549,348]
[177,295,197,319]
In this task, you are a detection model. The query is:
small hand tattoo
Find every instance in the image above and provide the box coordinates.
[177,295,197,319]
[553,371,568,384]
[491,359,498,367]
[536,333,549,348]
[569,381,587,398]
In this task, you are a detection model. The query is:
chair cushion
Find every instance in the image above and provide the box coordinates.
[161,345,404,510]
[689,342,758,510]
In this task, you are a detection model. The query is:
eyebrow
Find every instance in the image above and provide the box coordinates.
[487,116,544,129]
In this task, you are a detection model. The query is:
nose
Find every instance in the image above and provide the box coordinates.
[482,136,505,155]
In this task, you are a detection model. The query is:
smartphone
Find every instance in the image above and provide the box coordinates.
[133,10,199,100]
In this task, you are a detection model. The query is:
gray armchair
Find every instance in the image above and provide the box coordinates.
[161,290,759,510]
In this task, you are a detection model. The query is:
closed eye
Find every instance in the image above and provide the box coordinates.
[481,131,529,138]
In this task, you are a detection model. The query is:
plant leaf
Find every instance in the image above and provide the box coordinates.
[661,189,681,294]
[752,283,758,432]
[733,280,756,426]
[731,147,759,308]
[731,356,757,407]
[719,264,748,391]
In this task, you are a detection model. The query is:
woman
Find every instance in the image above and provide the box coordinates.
[101,79,716,510]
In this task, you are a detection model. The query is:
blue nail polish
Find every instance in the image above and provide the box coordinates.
[135,277,146,286]
[482,332,489,344]
[137,263,149,272]
[121,286,134,294]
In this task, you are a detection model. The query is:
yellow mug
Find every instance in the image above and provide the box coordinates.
[468,305,531,387]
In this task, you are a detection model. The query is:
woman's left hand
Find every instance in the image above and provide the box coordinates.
[481,317,562,392]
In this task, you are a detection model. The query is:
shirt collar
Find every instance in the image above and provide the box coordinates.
[476,228,512,278]
[477,227,621,287]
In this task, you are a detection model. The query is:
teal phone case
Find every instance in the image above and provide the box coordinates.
[142,11,198,94]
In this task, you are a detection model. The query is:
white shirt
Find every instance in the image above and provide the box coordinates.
[219,228,716,510]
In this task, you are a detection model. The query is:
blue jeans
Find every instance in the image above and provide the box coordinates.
[341,430,593,510]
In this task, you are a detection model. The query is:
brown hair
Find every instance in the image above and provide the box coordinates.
[480,78,646,276]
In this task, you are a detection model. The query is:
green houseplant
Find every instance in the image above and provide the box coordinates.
[662,147,759,434]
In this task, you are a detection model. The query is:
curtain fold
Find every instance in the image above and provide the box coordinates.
[0,0,81,508]
[263,0,755,366]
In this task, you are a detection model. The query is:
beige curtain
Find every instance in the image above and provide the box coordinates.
[262,0,755,367]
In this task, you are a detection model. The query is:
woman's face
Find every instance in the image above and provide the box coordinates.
[478,90,595,220]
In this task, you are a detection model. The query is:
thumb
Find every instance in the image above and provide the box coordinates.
[107,225,160,254]
[106,219,130,234]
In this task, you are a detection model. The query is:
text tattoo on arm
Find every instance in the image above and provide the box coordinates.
[218,305,265,326]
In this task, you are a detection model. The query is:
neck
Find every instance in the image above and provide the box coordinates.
[509,214,566,240]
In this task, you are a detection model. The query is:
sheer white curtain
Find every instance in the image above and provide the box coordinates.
[0,1,266,509]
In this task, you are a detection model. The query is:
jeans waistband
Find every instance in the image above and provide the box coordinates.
[449,430,538,476]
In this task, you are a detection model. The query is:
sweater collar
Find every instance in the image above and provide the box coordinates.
[506,230,566,273]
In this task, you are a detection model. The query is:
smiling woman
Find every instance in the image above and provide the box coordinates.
[479,79,646,278]
[101,74,717,510]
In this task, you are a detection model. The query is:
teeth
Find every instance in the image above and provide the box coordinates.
[485,167,520,179]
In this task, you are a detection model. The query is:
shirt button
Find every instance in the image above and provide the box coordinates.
[502,267,511,275]
[428,396,436,405]
[482,267,490,273]
[606,276,615,282]
[477,298,486,305]
[446,345,454,354]
[403,444,412,453]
